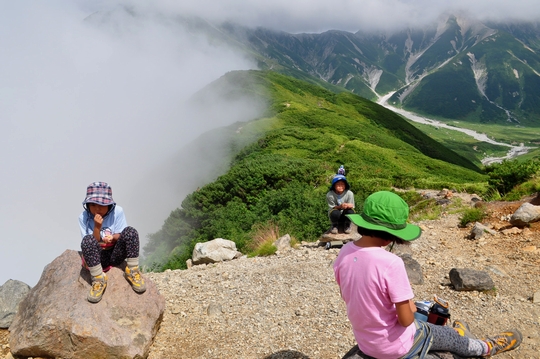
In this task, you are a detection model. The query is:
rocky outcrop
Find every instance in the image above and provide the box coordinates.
[320,223,361,243]
[192,238,242,265]
[469,222,496,240]
[0,279,31,329]
[510,202,540,227]
[274,234,292,252]
[341,344,464,358]
[449,268,495,291]
[399,253,424,285]
[9,249,165,359]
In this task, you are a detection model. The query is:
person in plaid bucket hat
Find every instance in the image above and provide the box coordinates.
[333,191,522,358]
[79,182,146,303]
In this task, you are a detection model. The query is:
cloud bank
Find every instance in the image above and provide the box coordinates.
[0,1,257,286]
[118,0,540,33]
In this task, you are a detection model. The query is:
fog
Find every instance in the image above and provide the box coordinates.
[3,0,540,287]
[129,0,540,33]
[0,1,258,286]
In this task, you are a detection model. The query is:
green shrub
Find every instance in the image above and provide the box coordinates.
[459,207,487,227]
[485,159,540,197]
[502,178,540,201]
[246,221,280,257]
[409,198,442,221]
[249,241,278,257]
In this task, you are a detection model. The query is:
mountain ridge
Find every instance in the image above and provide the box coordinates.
[87,7,540,126]
[208,13,540,126]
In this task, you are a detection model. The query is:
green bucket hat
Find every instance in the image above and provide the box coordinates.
[347,191,421,241]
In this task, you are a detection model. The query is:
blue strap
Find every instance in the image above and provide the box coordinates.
[400,320,434,359]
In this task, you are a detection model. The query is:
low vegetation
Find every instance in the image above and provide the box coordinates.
[459,207,488,228]
[484,159,540,199]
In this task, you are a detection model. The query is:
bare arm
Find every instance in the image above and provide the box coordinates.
[395,299,416,327]
[93,214,102,241]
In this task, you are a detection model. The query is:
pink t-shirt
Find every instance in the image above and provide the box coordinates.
[334,241,416,359]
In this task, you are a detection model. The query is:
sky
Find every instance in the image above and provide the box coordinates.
[110,0,540,33]
[1,0,540,287]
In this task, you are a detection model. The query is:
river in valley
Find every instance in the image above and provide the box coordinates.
[377,92,535,165]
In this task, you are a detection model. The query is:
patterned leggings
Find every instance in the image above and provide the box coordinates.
[425,322,486,357]
[81,226,140,268]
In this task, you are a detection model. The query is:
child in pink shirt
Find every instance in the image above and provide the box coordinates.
[334,191,522,358]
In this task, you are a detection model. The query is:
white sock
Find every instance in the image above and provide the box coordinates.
[126,257,139,269]
[89,264,103,278]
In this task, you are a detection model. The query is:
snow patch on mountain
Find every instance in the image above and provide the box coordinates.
[508,51,540,77]
[468,52,520,124]
[405,47,430,83]
[455,15,497,47]
[345,36,363,55]
[467,52,488,98]
[398,81,421,103]
[342,74,354,87]
[363,66,383,90]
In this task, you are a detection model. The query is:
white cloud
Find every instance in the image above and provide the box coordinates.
[0,1,257,286]
[118,0,540,33]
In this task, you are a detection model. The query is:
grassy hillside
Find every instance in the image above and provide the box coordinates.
[142,70,488,272]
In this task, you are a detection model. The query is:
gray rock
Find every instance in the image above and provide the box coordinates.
[341,345,376,359]
[320,224,360,243]
[192,238,238,265]
[509,202,540,227]
[0,279,31,328]
[530,192,540,205]
[449,268,495,291]
[391,242,413,256]
[9,249,165,359]
[206,303,223,317]
[341,345,463,359]
[274,234,292,251]
[469,222,496,240]
[400,254,424,285]
[436,199,451,206]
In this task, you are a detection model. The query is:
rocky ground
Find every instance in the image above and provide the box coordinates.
[1,192,540,359]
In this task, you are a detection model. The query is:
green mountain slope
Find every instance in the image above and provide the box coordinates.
[393,29,540,125]
[143,70,487,271]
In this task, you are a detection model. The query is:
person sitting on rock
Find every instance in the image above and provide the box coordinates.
[326,169,355,234]
[334,190,522,358]
[79,182,146,303]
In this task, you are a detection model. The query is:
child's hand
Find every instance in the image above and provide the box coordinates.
[94,214,103,227]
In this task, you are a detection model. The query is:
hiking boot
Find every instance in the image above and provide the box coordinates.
[344,226,352,234]
[125,266,146,293]
[453,320,476,339]
[483,330,522,356]
[88,273,107,303]
[330,226,338,234]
